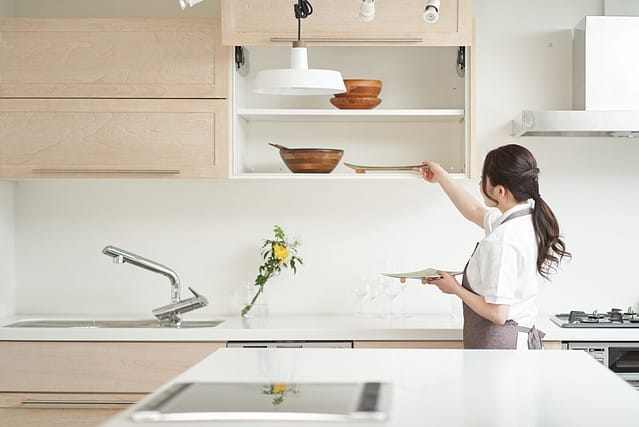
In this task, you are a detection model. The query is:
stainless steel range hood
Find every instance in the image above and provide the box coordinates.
[514,16,639,137]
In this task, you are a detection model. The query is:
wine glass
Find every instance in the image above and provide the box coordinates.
[363,275,382,317]
[353,277,369,317]
[382,276,401,319]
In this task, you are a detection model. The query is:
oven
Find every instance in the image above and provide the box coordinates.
[566,342,639,390]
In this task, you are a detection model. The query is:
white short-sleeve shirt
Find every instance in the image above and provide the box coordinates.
[465,200,539,328]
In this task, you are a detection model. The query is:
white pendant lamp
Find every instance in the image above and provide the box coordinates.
[253,1,346,96]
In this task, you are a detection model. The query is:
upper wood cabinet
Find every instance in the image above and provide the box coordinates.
[0,19,229,98]
[221,0,472,46]
[0,98,228,179]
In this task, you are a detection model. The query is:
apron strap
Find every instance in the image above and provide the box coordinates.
[500,207,533,225]
[517,325,546,350]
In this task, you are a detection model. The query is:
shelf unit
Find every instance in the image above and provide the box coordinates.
[231,45,473,179]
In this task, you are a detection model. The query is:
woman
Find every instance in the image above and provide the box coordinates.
[418,144,570,349]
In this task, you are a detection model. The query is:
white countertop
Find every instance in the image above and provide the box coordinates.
[99,348,639,427]
[1,314,639,342]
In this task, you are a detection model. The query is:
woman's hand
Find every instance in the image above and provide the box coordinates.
[426,271,461,295]
[414,161,446,184]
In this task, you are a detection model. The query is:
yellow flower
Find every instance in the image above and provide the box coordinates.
[273,244,289,262]
[271,384,288,394]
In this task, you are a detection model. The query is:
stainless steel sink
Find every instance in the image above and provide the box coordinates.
[5,319,224,328]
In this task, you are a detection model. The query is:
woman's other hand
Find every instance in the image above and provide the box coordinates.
[426,271,461,295]
[414,161,446,183]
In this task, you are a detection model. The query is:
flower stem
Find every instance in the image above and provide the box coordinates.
[241,284,264,317]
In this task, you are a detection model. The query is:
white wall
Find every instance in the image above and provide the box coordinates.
[10,0,639,319]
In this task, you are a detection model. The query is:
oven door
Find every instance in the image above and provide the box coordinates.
[608,346,639,390]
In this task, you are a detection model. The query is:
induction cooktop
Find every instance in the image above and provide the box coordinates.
[131,382,392,422]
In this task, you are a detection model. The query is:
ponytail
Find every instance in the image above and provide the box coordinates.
[532,196,571,280]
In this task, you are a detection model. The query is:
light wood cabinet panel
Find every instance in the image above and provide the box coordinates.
[0,98,228,178]
[0,341,224,393]
[0,392,143,408]
[0,341,224,427]
[355,341,564,350]
[0,407,121,427]
[221,0,472,46]
[354,341,464,349]
[0,19,229,98]
[543,341,563,350]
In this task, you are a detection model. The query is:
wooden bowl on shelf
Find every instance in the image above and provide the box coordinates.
[335,79,383,98]
[269,143,343,173]
[330,96,382,110]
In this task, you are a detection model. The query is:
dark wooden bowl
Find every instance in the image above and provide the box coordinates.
[330,96,382,110]
[269,143,343,173]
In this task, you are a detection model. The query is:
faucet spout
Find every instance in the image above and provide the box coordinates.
[102,245,180,303]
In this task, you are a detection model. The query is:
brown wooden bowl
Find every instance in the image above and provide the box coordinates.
[330,96,382,110]
[334,79,382,98]
[269,143,343,173]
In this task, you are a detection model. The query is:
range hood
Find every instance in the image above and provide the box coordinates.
[514,16,639,137]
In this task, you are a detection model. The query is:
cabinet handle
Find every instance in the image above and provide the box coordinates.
[270,37,423,43]
[21,399,137,405]
[31,169,181,174]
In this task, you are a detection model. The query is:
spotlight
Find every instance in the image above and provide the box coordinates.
[359,0,375,23]
[423,0,440,23]
[179,0,205,10]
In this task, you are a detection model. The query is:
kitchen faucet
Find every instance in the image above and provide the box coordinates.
[102,245,208,327]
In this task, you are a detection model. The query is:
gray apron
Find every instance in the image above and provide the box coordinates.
[461,208,545,349]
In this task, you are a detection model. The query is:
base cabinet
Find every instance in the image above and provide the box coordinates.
[0,407,123,427]
[354,341,464,349]
[355,340,564,349]
[0,341,225,427]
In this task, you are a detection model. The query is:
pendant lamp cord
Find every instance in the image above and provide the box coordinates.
[294,0,313,41]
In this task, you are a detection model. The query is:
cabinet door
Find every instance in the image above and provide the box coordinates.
[0,19,229,98]
[221,0,472,46]
[0,341,224,393]
[354,341,464,349]
[0,99,228,179]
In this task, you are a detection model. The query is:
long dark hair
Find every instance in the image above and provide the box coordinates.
[481,144,571,279]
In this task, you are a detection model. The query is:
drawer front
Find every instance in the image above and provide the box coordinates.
[0,341,224,393]
[0,407,122,427]
[0,99,228,178]
[0,19,229,98]
[354,341,464,349]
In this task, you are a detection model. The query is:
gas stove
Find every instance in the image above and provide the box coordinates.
[551,307,639,328]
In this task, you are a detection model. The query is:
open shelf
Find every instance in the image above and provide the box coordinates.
[232,45,473,178]
[237,108,465,122]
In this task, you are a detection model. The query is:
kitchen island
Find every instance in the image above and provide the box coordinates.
[99,348,639,427]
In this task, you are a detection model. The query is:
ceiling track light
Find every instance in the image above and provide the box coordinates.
[359,0,376,23]
[424,0,440,24]
[179,0,205,10]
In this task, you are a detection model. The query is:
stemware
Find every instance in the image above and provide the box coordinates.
[382,276,402,319]
[353,277,369,317]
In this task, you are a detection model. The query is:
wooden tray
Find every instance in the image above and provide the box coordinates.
[344,162,428,174]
